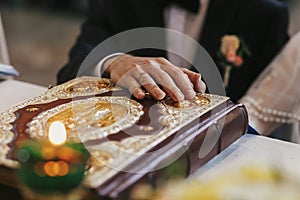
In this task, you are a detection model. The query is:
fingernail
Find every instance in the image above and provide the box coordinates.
[176,91,185,102]
[186,89,196,99]
[153,88,166,99]
[135,90,145,99]
[199,79,206,93]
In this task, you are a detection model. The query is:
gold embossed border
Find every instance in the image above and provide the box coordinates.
[84,93,229,188]
[27,96,144,143]
[0,77,120,168]
[0,76,229,189]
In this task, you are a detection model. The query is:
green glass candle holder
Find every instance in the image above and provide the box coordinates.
[15,140,89,194]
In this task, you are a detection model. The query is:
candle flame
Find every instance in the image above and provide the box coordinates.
[48,121,67,146]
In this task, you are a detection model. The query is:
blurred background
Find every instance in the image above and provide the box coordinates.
[0,0,299,87]
[0,0,87,86]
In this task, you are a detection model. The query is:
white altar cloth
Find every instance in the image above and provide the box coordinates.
[192,133,300,180]
[0,79,46,112]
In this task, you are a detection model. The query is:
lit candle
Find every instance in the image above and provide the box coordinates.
[15,121,89,195]
[48,121,67,146]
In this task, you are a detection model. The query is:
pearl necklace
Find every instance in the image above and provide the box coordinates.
[243,96,300,124]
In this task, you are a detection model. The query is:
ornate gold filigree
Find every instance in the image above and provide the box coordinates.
[163,93,210,109]
[158,94,227,129]
[27,97,144,143]
[87,150,113,174]
[0,77,120,168]
[164,98,193,108]
[48,102,127,130]
[26,107,40,112]
[60,77,121,98]
[193,94,210,106]
[84,94,229,188]
[65,78,113,93]
[138,126,154,132]
[0,77,230,189]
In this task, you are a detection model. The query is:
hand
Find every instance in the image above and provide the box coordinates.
[103,54,206,102]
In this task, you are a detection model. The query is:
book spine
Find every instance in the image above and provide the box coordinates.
[97,103,248,198]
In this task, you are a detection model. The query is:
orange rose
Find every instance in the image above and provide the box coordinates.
[225,51,236,62]
[234,56,243,67]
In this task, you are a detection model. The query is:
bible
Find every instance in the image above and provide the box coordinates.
[0,77,248,198]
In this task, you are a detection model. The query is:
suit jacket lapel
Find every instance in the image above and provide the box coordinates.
[200,0,243,57]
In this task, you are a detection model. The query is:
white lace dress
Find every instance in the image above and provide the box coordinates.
[240,32,300,143]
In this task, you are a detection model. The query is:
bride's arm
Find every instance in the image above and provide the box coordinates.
[240,32,300,135]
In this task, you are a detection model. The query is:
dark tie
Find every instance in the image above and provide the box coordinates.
[157,0,200,13]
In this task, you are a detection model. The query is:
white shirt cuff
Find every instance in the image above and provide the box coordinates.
[93,53,124,77]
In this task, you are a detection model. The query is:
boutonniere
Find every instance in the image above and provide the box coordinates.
[217,35,251,88]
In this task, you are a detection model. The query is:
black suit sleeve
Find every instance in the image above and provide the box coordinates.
[57,0,111,84]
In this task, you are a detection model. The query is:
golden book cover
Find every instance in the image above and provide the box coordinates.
[0,77,248,198]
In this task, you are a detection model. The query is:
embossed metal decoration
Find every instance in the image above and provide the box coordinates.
[28,97,144,143]
[26,107,40,112]
[0,77,119,168]
[65,78,114,94]
[84,93,229,188]
[0,77,229,189]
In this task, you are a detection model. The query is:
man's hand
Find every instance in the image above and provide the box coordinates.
[103,54,206,102]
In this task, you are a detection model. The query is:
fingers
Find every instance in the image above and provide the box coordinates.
[181,68,206,93]
[153,58,196,100]
[108,54,206,101]
[144,59,186,101]
[131,67,166,100]
[118,75,146,99]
